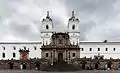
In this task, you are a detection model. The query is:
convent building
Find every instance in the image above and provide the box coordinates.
[0,11,120,62]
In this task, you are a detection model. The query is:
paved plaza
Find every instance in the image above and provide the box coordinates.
[0,70,119,73]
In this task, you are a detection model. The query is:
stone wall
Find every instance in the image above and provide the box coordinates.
[71,58,120,70]
[0,59,49,70]
[0,58,120,70]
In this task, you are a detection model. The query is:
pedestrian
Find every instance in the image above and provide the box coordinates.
[105,64,107,70]
[20,64,23,70]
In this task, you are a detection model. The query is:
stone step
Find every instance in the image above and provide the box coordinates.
[42,62,80,71]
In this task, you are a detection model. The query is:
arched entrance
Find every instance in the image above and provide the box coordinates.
[82,63,85,69]
[9,63,14,69]
[23,64,26,69]
[107,61,112,69]
[21,63,27,69]
[58,53,63,62]
[81,61,87,69]
[95,63,98,69]
[35,62,40,70]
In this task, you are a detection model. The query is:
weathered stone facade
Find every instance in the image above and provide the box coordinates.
[0,58,49,70]
[1,11,120,71]
[0,58,120,71]
[41,32,80,64]
[0,32,120,71]
[72,58,120,70]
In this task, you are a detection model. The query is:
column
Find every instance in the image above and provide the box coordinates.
[53,50,55,62]
[68,50,70,64]
[51,51,53,65]
[66,50,68,62]
[76,48,80,58]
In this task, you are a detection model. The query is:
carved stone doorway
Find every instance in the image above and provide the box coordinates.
[58,53,63,62]
[95,63,98,69]
[82,63,85,69]
[22,63,27,69]
[9,63,14,69]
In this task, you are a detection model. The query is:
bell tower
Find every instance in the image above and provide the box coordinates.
[40,11,53,45]
[68,11,80,45]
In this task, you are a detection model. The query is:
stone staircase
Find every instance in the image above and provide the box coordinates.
[42,62,80,71]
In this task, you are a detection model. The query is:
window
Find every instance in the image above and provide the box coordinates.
[100,57,103,59]
[106,48,108,51]
[72,53,75,57]
[13,46,16,50]
[2,53,5,58]
[72,25,75,30]
[23,46,26,50]
[13,53,16,58]
[98,48,100,51]
[34,46,37,50]
[46,53,48,57]
[51,52,52,58]
[90,48,92,51]
[113,48,115,51]
[81,48,84,51]
[46,25,49,29]
[2,46,5,50]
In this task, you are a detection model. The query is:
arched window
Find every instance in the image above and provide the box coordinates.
[34,46,37,50]
[72,53,75,57]
[98,48,100,51]
[90,48,92,51]
[13,53,16,58]
[106,48,108,51]
[46,53,48,57]
[2,53,5,58]
[113,48,115,51]
[2,46,5,50]
[72,25,75,30]
[46,25,49,29]
[13,46,16,50]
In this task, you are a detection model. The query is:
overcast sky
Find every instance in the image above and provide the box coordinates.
[0,0,120,42]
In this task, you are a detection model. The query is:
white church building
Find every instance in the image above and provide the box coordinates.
[0,11,120,60]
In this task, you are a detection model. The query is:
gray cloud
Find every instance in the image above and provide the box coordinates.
[1,0,120,41]
[64,0,120,41]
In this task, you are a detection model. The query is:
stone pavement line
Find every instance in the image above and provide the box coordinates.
[0,70,119,73]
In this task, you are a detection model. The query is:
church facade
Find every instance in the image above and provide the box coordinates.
[41,32,80,64]
[0,11,120,61]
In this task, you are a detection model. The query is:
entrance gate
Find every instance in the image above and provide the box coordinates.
[58,53,63,62]
[9,63,14,69]
[95,63,98,69]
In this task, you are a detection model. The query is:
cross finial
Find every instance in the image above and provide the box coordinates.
[72,11,75,17]
[47,11,49,17]
[43,38,44,45]
[76,38,78,45]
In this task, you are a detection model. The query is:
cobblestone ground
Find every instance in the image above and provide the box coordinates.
[0,70,120,73]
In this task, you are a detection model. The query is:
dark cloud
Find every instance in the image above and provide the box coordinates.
[64,0,120,41]
[3,23,39,41]
[79,21,96,40]
[1,0,120,41]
